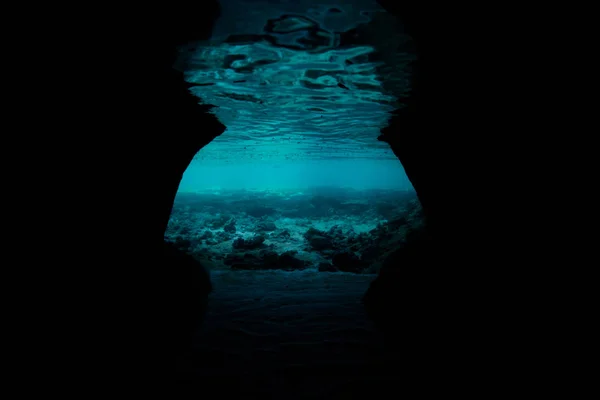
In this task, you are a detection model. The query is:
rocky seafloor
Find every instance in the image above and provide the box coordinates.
[166,186,423,274]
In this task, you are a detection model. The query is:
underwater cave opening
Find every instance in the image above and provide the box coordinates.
[164,1,421,387]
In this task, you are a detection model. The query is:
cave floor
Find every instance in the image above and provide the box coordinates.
[182,269,396,399]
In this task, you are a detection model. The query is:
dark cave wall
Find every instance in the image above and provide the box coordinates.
[151,77,226,241]
[376,1,473,238]
[364,2,489,336]
[364,5,528,384]
[125,2,227,244]
[91,2,229,381]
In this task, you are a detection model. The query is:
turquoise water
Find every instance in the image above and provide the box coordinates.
[179,156,413,192]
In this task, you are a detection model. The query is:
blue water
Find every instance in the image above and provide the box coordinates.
[178,158,413,192]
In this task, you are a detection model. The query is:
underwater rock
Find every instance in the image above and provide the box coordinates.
[310,195,342,209]
[278,250,306,270]
[304,227,334,250]
[173,236,192,251]
[308,235,333,250]
[338,201,371,214]
[360,245,380,262]
[273,229,291,239]
[166,189,426,273]
[303,224,356,252]
[246,206,277,218]
[223,253,242,265]
[199,230,213,239]
[214,230,233,243]
[262,250,280,267]
[256,220,277,232]
[232,235,266,250]
[226,250,276,270]
[332,251,366,273]
[365,262,382,274]
[303,227,321,238]
[376,203,398,219]
[369,223,394,243]
[328,225,344,237]
[209,214,230,229]
[328,224,358,243]
[280,209,305,218]
[318,262,338,272]
[348,231,373,246]
[223,218,236,233]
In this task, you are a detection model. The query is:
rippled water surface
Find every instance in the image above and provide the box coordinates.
[177,0,414,163]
